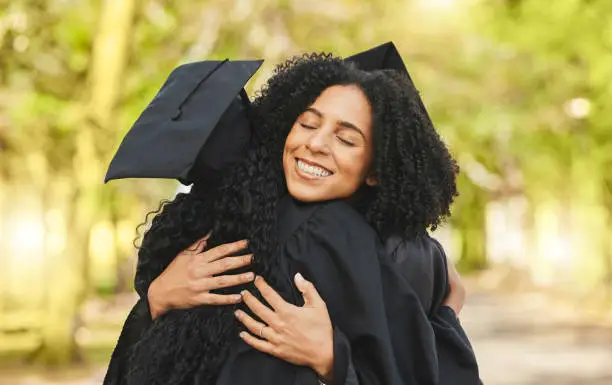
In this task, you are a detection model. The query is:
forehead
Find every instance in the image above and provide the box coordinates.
[308,85,372,127]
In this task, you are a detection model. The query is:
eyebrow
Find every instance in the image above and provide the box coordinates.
[305,107,365,138]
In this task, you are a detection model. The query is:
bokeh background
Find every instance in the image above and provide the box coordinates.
[1,0,611,384]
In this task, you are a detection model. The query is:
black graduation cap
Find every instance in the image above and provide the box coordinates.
[345,41,433,121]
[104,59,263,185]
[345,41,408,75]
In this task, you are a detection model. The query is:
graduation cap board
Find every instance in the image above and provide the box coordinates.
[104,59,263,185]
[345,41,408,75]
[345,41,433,122]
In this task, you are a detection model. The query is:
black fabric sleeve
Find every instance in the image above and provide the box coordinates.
[431,306,481,385]
[103,225,175,384]
[378,258,439,385]
[103,297,154,384]
[385,234,482,385]
[332,327,360,385]
[428,238,482,385]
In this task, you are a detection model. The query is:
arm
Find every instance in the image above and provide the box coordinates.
[441,251,466,317]
[103,237,254,384]
[431,309,481,385]
[431,240,481,385]
[103,298,153,384]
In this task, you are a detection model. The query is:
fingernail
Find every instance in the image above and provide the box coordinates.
[295,272,304,282]
[233,294,243,302]
[244,273,254,280]
[254,275,261,283]
[234,310,242,318]
[241,290,248,297]
[239,332,247,339]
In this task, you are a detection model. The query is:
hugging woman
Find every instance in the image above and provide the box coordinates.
[104,51,480,385]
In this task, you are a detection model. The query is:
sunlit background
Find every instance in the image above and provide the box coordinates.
[1,0,611,384]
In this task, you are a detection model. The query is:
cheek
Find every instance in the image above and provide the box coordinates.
[336,148,372,182]
[284,125,302,151]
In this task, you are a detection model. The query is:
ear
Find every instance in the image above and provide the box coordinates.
[365,174,378,187]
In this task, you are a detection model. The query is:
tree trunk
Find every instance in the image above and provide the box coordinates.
[452,178,488,272]
[33,0,137,365]
[33,178,87,365]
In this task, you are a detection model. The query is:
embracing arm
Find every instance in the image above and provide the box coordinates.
[431,239,481,385]
[103,237,254,384]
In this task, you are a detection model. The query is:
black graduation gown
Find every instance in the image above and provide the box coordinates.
[104,197,479,384]
[384,236,481,385]
[106,197,408,384]
[215,197,409,385]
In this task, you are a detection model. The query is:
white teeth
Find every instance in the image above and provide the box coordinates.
[297,159,331,177]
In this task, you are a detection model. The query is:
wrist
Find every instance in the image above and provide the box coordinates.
[147,279,168,319]
[312,342,334,383]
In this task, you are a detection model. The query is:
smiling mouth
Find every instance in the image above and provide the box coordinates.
[296,158,333,178]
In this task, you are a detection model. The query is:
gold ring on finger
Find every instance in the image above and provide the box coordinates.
[258,325,266,339]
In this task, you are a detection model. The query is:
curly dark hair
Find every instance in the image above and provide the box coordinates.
[124,53,459,385]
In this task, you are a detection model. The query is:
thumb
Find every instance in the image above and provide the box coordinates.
[294,273,321,307]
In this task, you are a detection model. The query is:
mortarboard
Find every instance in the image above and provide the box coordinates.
[104,59,263,185]
[345,41,408,75]
[345,41,433,120]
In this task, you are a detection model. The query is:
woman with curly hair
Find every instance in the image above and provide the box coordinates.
[105,52,477,385]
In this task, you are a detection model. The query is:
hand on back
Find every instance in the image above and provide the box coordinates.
[442,257,466,317]
[147,235,254,318]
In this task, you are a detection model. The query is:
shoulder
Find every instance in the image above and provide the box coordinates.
[277,196,377,244]
[278,198,382,277]
[384,233,449,313]
[303,200,379,251]
[386,233,446,267]
[313,200,375,232]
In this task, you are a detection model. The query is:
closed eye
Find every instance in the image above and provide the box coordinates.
[299,122,316,129]
[337,137,355,146]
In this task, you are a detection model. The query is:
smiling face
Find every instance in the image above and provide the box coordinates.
[282,84,376,203]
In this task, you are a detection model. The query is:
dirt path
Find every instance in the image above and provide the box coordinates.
[461,292,612,385]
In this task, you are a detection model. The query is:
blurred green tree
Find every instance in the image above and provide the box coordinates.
[477,0,612,291]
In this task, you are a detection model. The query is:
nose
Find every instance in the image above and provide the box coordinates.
[305,128,330,154]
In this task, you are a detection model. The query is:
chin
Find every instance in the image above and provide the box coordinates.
[287,186,326,202]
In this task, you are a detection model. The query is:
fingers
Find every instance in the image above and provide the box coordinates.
[206,254,253,276]
[241,289,277,325]
[235,310,277,343]
[238,331,277,357]
[184,235,208,255]
[192,272,255,291]
[294,273,323,307]
[443,261,466,316]
[254,276,290,311]
[204,239,249,262]
[196,292,243,306]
